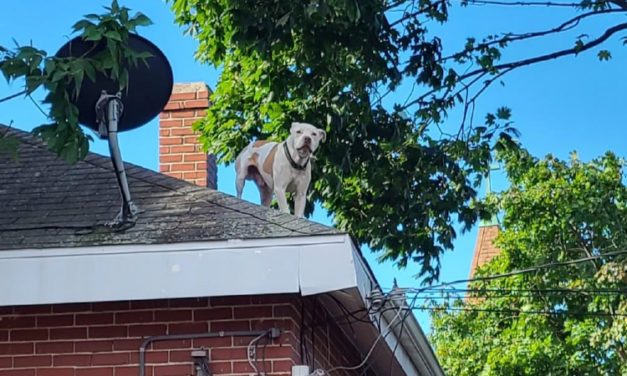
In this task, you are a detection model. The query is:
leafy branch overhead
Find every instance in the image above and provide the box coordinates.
[169,0,624,280]
[0,0,152,162]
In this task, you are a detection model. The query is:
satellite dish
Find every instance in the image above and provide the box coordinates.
[55,34,174,227]
[56,34,173,132]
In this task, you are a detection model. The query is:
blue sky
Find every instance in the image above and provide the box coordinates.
[1,1,626,330]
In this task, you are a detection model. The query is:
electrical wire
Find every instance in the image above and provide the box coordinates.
[247,331,269,376]
[417,306,627,317]
[313,306,406,375]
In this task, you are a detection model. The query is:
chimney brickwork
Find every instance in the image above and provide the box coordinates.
[468,225,500,278]
[159,82,217,189]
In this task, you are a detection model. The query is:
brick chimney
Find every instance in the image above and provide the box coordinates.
[468,169,501,279]
[468,224,500,278]
[159,82,217,189]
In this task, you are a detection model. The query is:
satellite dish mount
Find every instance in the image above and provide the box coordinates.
[56,34,174,228]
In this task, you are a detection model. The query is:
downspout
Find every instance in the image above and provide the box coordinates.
[138,330,270,376]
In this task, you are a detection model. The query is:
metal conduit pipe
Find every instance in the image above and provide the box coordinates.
[138,329,270,376]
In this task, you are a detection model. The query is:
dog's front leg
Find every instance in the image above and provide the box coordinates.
[274,187,290,214]
[294,192,306,218]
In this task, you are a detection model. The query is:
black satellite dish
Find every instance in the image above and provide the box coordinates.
[55,34,174,227]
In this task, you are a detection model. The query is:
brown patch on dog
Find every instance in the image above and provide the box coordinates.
[253,140,271,147]
[262,144,278,175]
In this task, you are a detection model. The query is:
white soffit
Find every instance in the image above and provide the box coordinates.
[0,234,357,307]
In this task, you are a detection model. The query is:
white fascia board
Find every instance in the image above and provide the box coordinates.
[0,234,357,307]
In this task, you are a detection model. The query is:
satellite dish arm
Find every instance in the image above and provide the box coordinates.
[97,91,138,225]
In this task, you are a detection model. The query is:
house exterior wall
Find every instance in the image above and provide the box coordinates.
[0,294,368,376]
[468,224,500,278]
[159,82,217,189]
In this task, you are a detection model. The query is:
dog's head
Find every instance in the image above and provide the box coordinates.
[289,122,326,158]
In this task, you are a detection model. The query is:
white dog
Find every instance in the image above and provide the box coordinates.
[235,122,326,217]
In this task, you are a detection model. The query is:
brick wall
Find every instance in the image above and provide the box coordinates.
[0,295,368,376]
[159,82,217,189]
[468,224,501,278]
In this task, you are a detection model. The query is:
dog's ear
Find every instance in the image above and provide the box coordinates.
[318,129,327,143]
[290,122,299,132]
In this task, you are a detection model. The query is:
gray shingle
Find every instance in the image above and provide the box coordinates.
[0,124,341,250]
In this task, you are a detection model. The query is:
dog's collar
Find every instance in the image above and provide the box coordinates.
[283,141,309,171]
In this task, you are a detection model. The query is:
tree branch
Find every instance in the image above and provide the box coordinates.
[0,89,27,103]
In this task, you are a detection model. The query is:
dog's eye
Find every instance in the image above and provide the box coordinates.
[312,132,317,136]
[296,130,302,134]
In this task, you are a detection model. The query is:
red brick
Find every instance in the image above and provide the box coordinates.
[53,303,91,313]
[192,336,231,348]
[37,368,75,376]
[11,328,48,341]
[92,301,130,312]
[14,355,52,367]
[169,92,196,101]
[13,305,51,314]
[131,351,168,364]
[168,322,207,334]
[76,312,113,325]
[251,318,294,331]
[197,91,210,99]
[210,296,251,306]
[159,165,170,172]
[194,307,232,321]
[36,341,74,354]
[54,354,91,367]
[169,163,195,172]
[183,172,202,179]
[0,342,33,354]
[91,353,129,366]
[0,329,7,341]
[170,145,196,153]
[273,359,295,372]
[195,110,207,117]
[130,300,165,310]
[170,110,195,118]
[0,307,12,314]
[37,314,74,327]
[75,368,113,376]
[116,311,154,324]
[233,361,265,373]
[273,304,299,319]
[211,347,247,360]
[168,349,192,362]
[171,127,195,136]
[89,326,127,338]
[252,295,293,305]
[235,306,272,319]
[0,316,36,328]
[165,172,183,179]
[264,346,294,358]
[163,102,182,111]
[183,136,199,144]
[169,298,208,308]
[128,324,167,337]
[195,162,207,170]
[210,320,250,332]
[182,153,206,162]
[183,118,200,126]
[113,338,142,351]
[74,340,113,353]
[154,310,191,322]
[159,154,182,163]
[0,356,11,367]
[208,361,231,374]
[159,129,170,137]
[1,369,35,376]
[158,147,170,154]
[183,99,209,109]
[153,364,193,376]
[152,339,190,350]
[159,119,183,128]
[159,137,183,146]
[160,112,170,119]
[50,327,87,340]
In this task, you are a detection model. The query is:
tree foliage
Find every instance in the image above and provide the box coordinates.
[169,0,627,279]
[430,150,627,375]
[0,1,152,162]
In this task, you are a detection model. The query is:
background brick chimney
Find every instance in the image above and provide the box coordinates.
[159,82,217,189]
[468,224,500,278]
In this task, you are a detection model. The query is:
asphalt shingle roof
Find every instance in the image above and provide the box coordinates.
[0,124,340,250]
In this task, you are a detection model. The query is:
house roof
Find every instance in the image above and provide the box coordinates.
[0,124,340,250]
